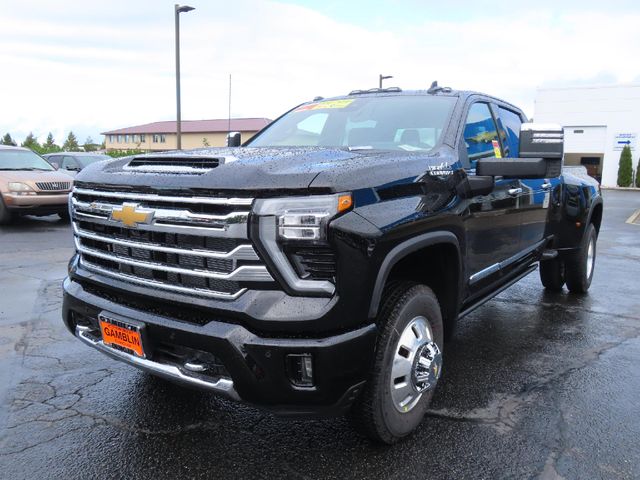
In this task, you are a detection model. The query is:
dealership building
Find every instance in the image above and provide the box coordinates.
[102,117,271,152]
[534,84,639,186]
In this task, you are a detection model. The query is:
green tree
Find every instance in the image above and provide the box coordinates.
[617,145,633,187]
[62,131,81,152]
[83,136,98,152]
[636,156,640,188]
[2,133,16,146]
[42,132,61,153]
[202,137,210,147]
[21,132,41,152]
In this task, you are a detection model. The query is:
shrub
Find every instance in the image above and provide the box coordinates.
[617,146,633,187]
[105,149,146,158]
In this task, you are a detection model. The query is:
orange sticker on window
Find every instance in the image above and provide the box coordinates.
[491,139,502,158]
[294,99,354,112]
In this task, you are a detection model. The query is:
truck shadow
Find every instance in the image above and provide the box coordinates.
[101,284,604,479]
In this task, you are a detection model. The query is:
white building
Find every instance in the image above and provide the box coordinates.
[534,84,640,187]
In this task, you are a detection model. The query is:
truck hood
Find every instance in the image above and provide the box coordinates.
[77,146,454,193]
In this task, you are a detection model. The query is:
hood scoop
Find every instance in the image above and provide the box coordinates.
[124,155,233,174]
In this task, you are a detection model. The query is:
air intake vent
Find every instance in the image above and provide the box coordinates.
[125,156,221,173]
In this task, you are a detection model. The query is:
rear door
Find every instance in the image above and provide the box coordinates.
[495,106,558,251]
[461,101,523,296]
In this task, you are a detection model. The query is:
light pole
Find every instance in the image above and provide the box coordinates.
[379,74,393,89]
[175,4,195,150]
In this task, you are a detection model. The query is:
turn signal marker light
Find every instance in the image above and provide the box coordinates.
[338,194,353,213]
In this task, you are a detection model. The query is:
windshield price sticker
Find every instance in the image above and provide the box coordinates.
[295,99,354,112]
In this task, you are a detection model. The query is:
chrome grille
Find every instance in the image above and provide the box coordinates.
[36,181,71,191]
[71,187,272,300]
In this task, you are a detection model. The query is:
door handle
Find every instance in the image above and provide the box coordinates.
[541,182,552,190]
[508,188,523,196]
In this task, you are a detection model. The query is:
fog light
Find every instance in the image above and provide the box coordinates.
[286,353,314,388]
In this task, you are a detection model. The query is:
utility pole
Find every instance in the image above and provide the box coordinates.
[175,4,195,150]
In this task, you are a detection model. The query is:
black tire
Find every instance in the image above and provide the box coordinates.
[350,282,444,444]
[0,196,13,225]
[565,223,597,294]
[539,258,565,291]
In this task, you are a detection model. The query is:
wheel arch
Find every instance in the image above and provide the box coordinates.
[368,231,462,338]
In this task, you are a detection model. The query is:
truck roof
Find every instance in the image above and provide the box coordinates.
[312,87,523,113]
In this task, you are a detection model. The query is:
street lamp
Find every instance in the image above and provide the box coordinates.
[379,74,393,89]
[175,4,195,150]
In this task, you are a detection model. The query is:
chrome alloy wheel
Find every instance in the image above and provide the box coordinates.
[390,316,442,413]
[586,236,595,278]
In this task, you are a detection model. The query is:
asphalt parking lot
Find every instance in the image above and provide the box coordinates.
[0,189,639,479]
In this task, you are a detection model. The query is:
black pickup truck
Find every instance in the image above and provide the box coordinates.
[62,86,602,443]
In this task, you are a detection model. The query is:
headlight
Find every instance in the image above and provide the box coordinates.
[254,194,352,243]
[8,182,36,195]
[252,194,352,295]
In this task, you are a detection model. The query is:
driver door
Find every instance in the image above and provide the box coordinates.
[461,101,523,297]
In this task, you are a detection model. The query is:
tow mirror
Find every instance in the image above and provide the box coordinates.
[226,132,241,147]
[476,123,563,179]
[519,123,563,159]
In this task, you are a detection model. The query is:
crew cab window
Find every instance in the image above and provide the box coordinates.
[463,103,501,162]
[498,107,523,158]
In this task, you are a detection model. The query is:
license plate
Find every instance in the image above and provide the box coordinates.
[99,314,145,358]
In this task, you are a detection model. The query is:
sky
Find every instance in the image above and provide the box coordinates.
[1,0,639,146]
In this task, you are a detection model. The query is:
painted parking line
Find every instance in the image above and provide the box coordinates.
[625,209,640,225]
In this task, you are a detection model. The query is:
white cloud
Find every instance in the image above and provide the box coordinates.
[0,0,639,144]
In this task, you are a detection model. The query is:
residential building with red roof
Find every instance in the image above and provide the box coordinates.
[101,118,271,151]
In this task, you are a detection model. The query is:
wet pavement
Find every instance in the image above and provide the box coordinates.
[1,190,639,479]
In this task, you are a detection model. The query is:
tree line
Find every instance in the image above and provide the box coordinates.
[1,131,103,154]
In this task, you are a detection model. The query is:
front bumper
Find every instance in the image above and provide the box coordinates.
[4,192,69,215]
[62,277,377,417]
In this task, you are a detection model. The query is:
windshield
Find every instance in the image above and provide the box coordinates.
[0,149,54,171]
[76,155,111,167]
[247,95,456,151]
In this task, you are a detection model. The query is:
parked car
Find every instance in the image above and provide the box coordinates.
[0,145,73,224]
[61,86,602,443]
[43,152,112,176]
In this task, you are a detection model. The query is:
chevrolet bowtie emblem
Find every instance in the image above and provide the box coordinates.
[110,203,154,227]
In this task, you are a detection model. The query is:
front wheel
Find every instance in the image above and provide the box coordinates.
[350,282,444,444]
[565,223,597,294]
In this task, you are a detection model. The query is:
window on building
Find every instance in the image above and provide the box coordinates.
[463,103,501,163]
[498,107,524,158]
[140,134,146,143]
[160,134,166,143]
[153,134,159,143]
[117,135,123,143]
[109,135,114,143]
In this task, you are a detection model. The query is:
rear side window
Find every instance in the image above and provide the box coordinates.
[498,107,523,158]
[463,103,500,162]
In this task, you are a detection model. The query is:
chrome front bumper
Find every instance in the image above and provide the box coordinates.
[75,325,240,400]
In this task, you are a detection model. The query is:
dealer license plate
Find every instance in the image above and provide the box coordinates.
[98,314,145,358]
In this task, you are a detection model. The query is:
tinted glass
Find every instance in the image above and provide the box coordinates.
[0,149,54,171]
[76,155,111,167]
[61,156,79,169]
[247,96,456,152]
[498,107,523,158]
[463,103,500,161]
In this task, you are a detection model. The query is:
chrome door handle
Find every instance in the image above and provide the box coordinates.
[508,188,523,196]
[541,182,552,190]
